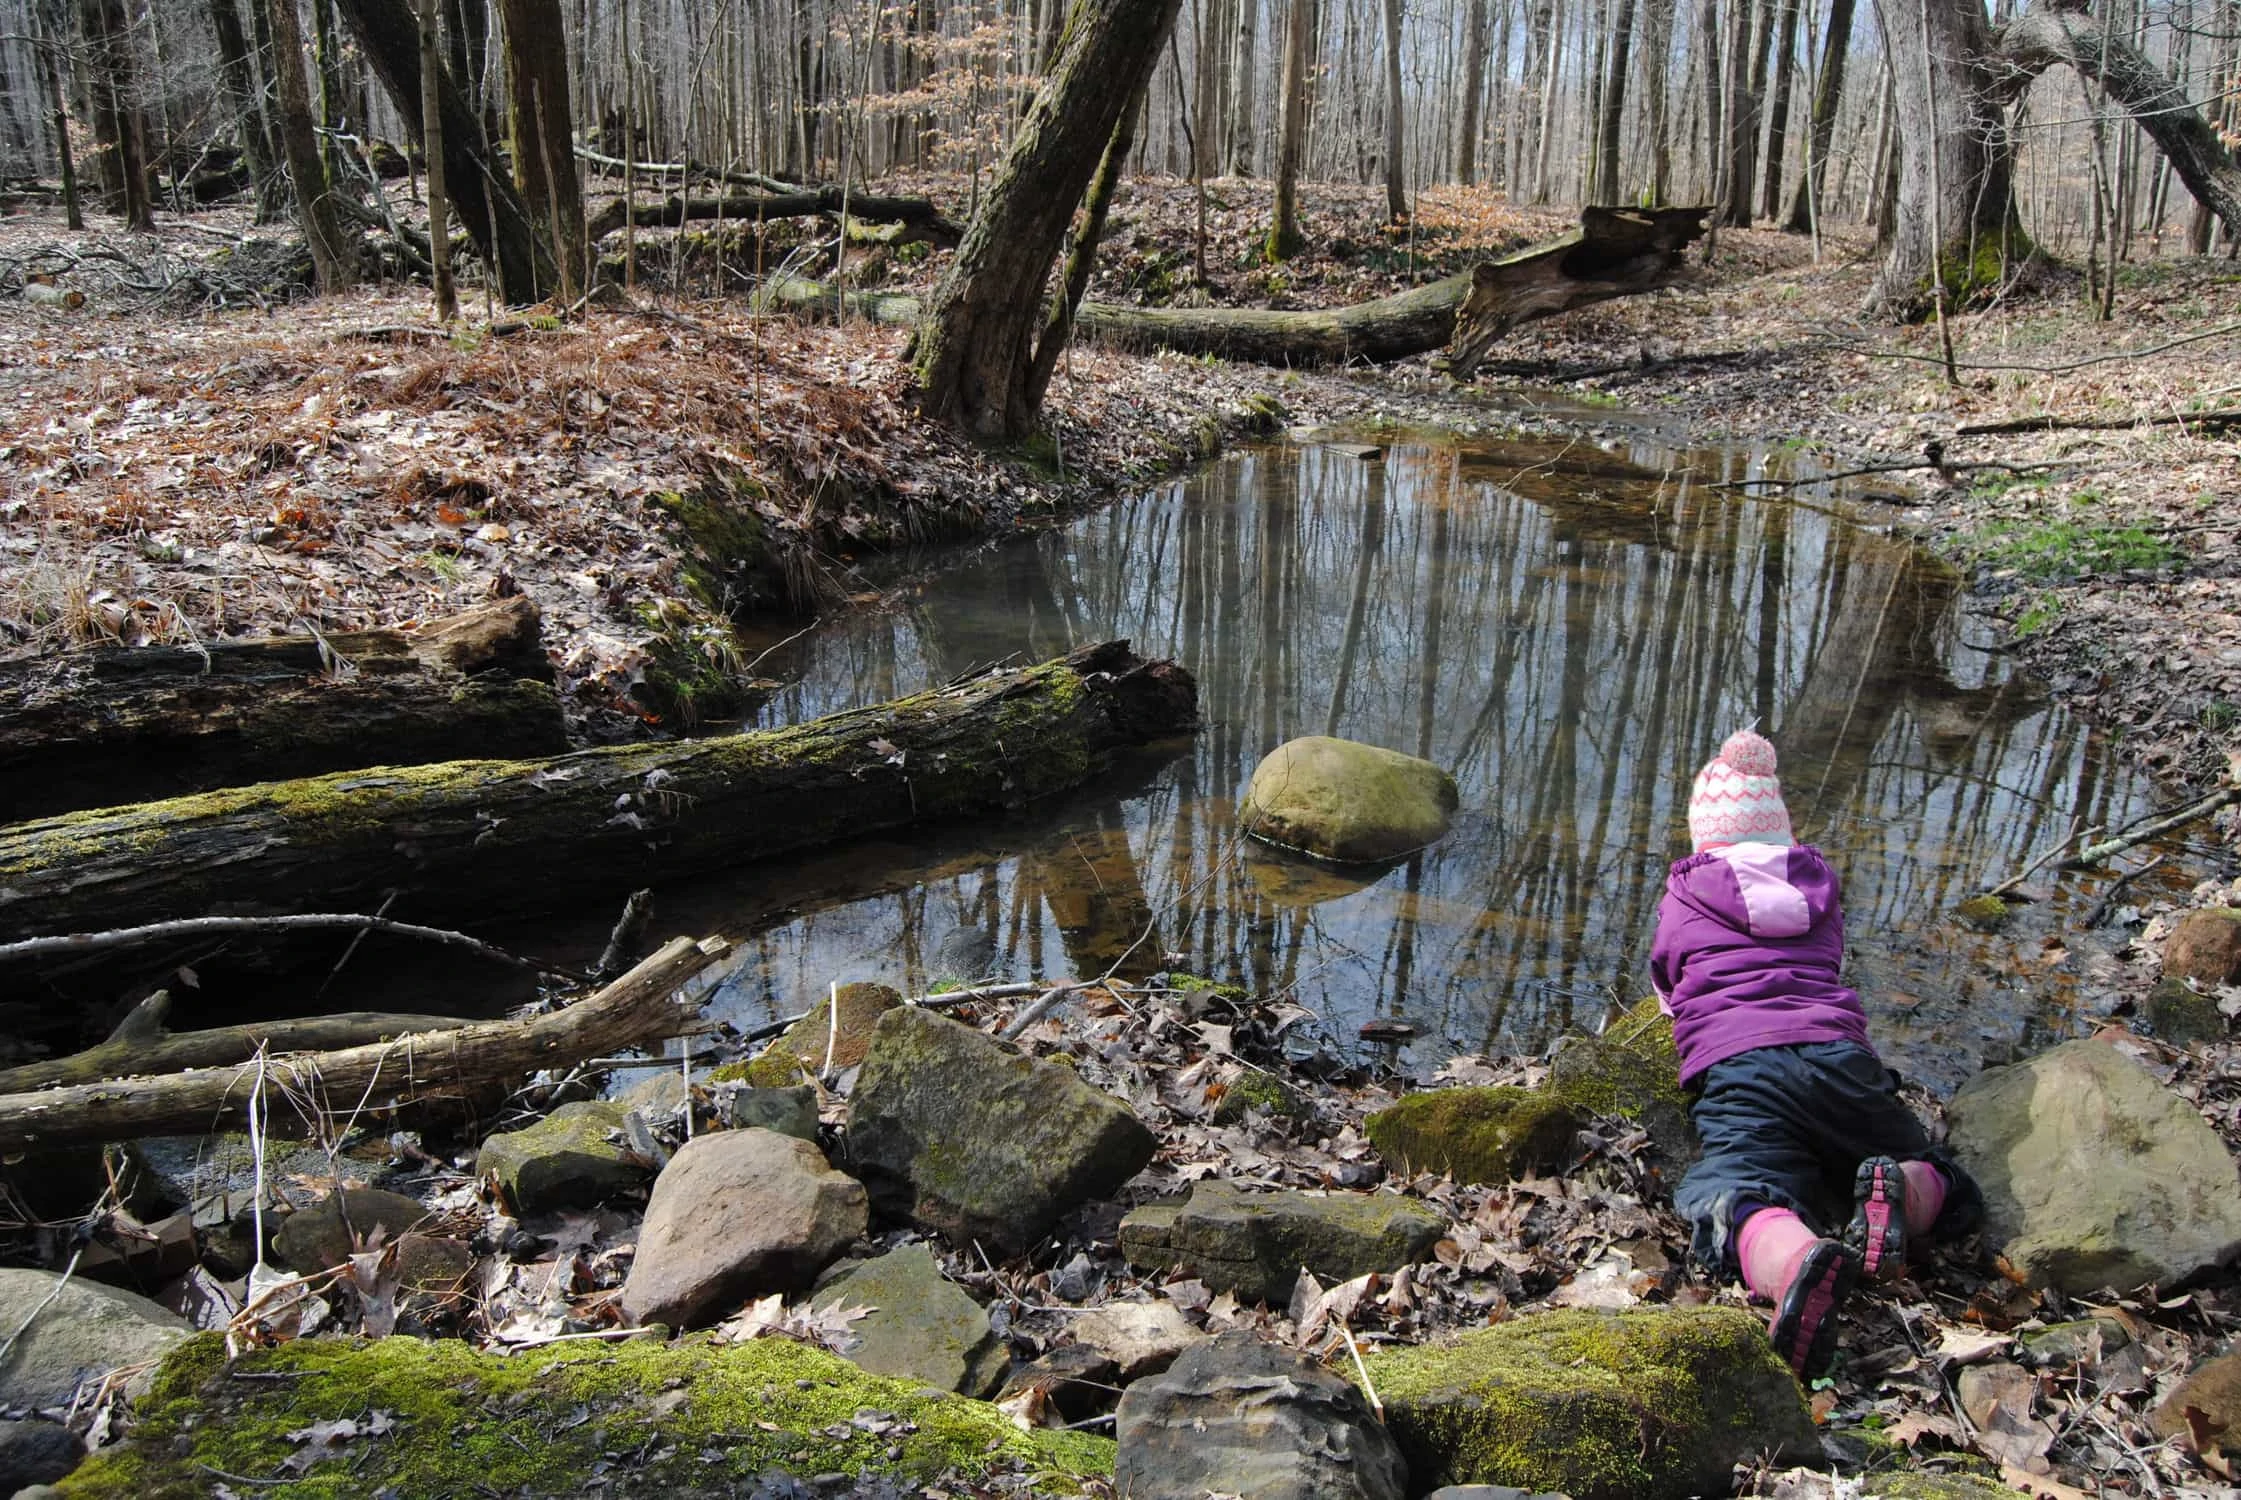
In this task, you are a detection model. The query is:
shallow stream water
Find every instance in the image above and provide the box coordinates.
[614,420,2160,1094]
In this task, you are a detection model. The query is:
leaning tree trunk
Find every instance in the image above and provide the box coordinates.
[264,0,359,290]
[1997,1,2241,239]
[913,0,1183,440]
[496,0,586,301]
[1783,0,1854,231]
[0,643,1197,941]
[335,0,555,301]
[1872,0,2020,317]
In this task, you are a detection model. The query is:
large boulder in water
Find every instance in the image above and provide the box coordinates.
[1116,1331,1408,1500]
[847,1006,1157,1257]
[1240,736,1459,864]
[1360,1307,1816,1500]
[1946,1038,2241,1294]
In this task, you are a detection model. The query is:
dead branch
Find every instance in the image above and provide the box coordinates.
[0,913,576,977]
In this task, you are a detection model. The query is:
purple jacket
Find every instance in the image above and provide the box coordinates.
[1648,842,1872,1087]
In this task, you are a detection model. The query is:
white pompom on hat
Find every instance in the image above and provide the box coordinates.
[1687,728,1794,852]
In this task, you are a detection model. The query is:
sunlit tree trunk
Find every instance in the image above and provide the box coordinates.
[417,0,455,318]
[915,0,1182,439]
[1455,0,1489,184]
[1594,0,1637,201]
[1229,0,1258,173]
[497,0,584,302]
[1381,0,1405,218]
[1872,0,2018,316]
[1267,0,1314,256]
[1757,0,1799,219]
[1641,0,1672,201]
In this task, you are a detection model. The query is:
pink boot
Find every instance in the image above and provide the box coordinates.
[1739,1207,1860,1381]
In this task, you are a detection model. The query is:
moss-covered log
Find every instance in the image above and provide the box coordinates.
[0,641,1196,941]
[0,935,720,1150]
[0,597,566,821]
[62,1328,1112,1497]
[764,206,1711,370]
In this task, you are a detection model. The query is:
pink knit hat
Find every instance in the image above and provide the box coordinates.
[1688,729,1795,852]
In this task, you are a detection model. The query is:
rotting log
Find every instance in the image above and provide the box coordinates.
[762,206,1711,370]
[0,990,474,1094]
[585,188,964,245]
[0,935,723,1150]
[0,641,1197,941]
[0,597,567,821]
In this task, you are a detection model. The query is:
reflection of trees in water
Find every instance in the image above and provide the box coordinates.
[729,440,2148,1066]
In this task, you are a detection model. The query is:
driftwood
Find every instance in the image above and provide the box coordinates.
[761,206,1711,370]
[0,990,474,1094]
[0,935,724,1150]
[586,188,964,245]
[0,597,567,821]
[0,641,1197,941]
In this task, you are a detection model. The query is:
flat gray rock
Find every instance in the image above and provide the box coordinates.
[0,1267,189,1408]
[1116,1331,1407,1500]
[812,1242,1006,1397]
[1947,1038,2241,1293]
[1119,1180,1445,1306]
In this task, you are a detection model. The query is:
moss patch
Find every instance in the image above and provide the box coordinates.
[738,982,904,1087]
[61,1331,1111,1498]
[1953,894,2012,932]
[1361,1306,1815,1500]
[1365,1086,1582,1184]
[1545,998,1698,1168]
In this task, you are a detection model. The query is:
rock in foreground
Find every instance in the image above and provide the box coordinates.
[1946,1038,2241,1294]
[1119,1180,1445,1306]
[0,1267,189,1408]
[476,1100,651,1213]
[1241,735,1459,864]
[1361,1306,1816,1499]
[61,1330,1112,1497]
[620,1128,867,1330]
[1116,1331,1407,1500]
[847,1007,1156,1257]
[811,1242,1007,1397]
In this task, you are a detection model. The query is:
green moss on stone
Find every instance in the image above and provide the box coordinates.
[1211,1069,1304,1125]
[61,1330,1110,1499]
[1361,1307,1815,1500]
[1954,895,2012,932]
[1366,1086,1582,1184]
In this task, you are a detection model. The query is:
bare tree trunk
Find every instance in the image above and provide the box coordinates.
[1873,0,2018,316]
[265,0,359,287]
[32,0,81,229]
[1758,0,1799,218]
[77,0,153,230]
[496,0,585,301]
[1723,0,1771,224]
[1267,0,1314,256]
[1456,0,1489,183]
[1381,0,1406,218]
[1595,0,1638,200]
[205,0,285,222]
[1229,0,1259,173]
[1782,0,1852,230]
[1642,0,1673,201]
[914,0,1183,439]
[417,0,455,317]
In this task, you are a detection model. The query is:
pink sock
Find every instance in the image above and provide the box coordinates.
[1900,1161,1947,1235]
[1736,1208,1819,1303]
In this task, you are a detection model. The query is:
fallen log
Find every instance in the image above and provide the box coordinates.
[586,188,964,245]
[0,641,1196,941]
[0,990,475,1094]
[0,934,723,1150]
[0,597,567,821]
[761,205,1710,369]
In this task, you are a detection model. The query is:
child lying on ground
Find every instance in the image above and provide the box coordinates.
[1650,729,1979,1380]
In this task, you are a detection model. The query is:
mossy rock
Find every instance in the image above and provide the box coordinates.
[1360,1306,1817,1500]
[1953,894,2012,933]
[59,1330,1112,1498]
[1240,735,1460,864]
[1545,998,1698,1169]
[734,982,904,1087]
[1118,1180,1445,1306]
[2143,976,2225,1049]
[1860,1473,2022,1500]
[1210,1068,1308,1126]
[475,1101,649,1214]
[1365,1087,1582,1184]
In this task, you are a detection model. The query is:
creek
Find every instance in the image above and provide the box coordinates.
[580,417,2159,1094]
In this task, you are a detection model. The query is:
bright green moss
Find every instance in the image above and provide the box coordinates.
[1954,894,2012,932]
[1365,1086,1582,1184]
[1546,996,1687,1123]
[61,1331,1110,1498]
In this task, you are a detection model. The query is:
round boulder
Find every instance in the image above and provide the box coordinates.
[2165,909,2241,988]
[1241,736,1459,865]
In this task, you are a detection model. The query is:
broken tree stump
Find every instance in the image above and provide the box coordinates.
[0,935,724,1150]
[760,205,1710,369]
[0,596,568,820]
[0,641,1197,941]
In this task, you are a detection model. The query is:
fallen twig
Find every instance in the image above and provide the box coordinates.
[0,913,584,981]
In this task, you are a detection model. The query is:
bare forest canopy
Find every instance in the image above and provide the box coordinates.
[4,0,2241,349]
